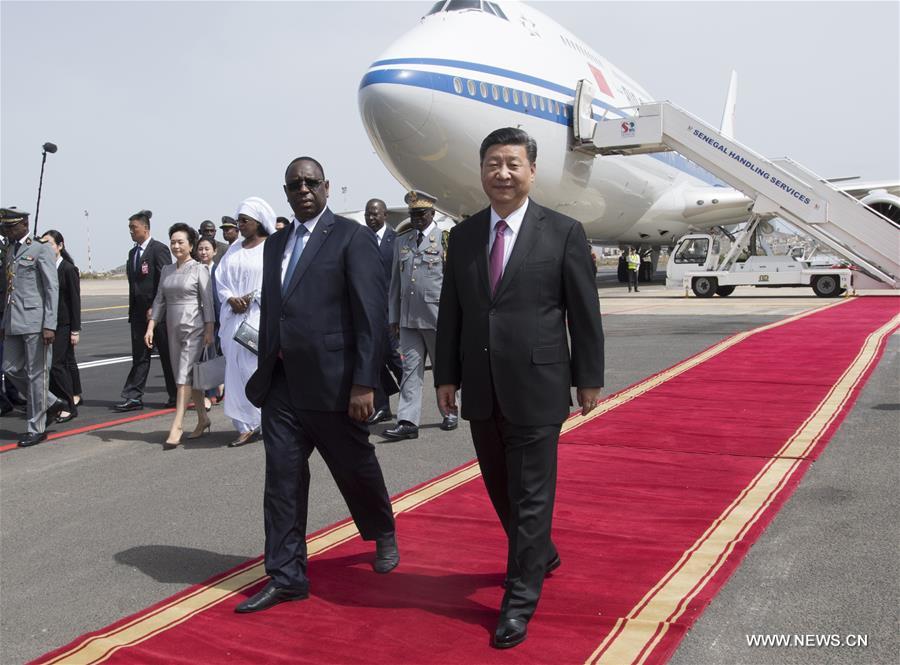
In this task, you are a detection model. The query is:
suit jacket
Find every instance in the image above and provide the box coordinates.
[377,226,396,287]
[434,200,604,426]
[389,226,444,329]
[2,237,59,335]
[56,260,81,331]
[214,241,229,264]
[126,238,172,324]
[246,209,386,411]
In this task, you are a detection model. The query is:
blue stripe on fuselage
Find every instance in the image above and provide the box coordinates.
[360,62,724,186]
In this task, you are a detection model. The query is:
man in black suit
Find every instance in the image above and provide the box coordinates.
[364,197,402,424]
[199,220,229,262]
[435,128,605,648]
[237,157,398,614]
[114,210,177,411]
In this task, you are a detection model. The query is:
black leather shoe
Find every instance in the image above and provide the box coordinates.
[113,399,143,412]
[18,432,48,448]
[492,617,528,649]
[366,407,392,425]
[54,409,78,424]
[439,416,458,431]
[45,402,65,424]
[373,534,400,573]
[0,405,13,417]
[382,421,418,440]
[234,581,308,613]
[503,553,561,589]
[164,397,177,409]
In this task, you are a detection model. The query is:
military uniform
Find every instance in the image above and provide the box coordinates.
[387,191,457,433]
[0,208,62,441]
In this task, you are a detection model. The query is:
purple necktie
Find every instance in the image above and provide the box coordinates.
[489,219,508,295]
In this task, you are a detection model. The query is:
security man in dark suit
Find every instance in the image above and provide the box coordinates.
[115,210,177,411]
[364,197,402,424]
[435,128,605,648]
[199,220,229,262]
[238,156,397,614]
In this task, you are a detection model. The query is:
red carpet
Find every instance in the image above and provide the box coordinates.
[34,297,899,665]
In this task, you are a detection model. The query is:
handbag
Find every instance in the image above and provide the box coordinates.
[193,345,226,390]
[233,319,259,355]
[232,291,260,355]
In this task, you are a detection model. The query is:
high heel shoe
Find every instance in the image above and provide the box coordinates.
[188,419,212,440]
[164,429,183,450]
[228,428,259,448]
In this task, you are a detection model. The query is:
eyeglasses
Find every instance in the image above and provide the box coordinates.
[285,177,324,192]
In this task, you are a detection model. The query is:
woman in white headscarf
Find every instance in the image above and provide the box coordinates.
[215,196,277,446]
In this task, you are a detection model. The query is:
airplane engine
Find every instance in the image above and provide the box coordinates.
[860,190,900,226]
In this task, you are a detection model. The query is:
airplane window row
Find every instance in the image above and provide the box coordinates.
[452,76,569,119]
[427,1,508,20]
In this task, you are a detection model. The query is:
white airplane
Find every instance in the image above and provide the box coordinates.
[358,0,899,246]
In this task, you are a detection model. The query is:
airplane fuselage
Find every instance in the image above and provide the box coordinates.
[358,1,751,245]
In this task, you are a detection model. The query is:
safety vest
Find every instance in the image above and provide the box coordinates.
[626,252,640,270]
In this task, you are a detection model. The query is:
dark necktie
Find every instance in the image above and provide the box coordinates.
[489,220,508,295]
[133,244,142,273]
[416,230,425,247]
[13,240,22,256]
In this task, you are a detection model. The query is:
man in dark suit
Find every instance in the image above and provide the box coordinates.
[435,128,605,648]
[364,197,402,424]
[114,210,177,411]
[199,220,229,262]
[238,157,398,614]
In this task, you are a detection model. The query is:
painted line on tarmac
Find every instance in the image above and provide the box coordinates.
[77,355,158,369]
[81,305,128,312]
[0,407,175,453]
[83,316,129,324]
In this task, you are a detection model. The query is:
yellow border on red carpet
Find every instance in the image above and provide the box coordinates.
[586,309,900,665]
[42,299,859,665]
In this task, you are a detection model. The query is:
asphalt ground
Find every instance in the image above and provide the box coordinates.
[1,279,897,664]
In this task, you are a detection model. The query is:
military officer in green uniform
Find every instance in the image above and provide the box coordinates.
[383,191,458,440]
[0,207,63,447]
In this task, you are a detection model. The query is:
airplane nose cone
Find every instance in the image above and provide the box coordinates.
[359,68,434,145]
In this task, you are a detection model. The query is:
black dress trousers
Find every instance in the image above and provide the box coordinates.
[121,315,177,402]
[468,391,562,624]
[261,362,395,589]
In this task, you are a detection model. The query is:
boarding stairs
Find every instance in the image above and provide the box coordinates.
[571,82,899,288]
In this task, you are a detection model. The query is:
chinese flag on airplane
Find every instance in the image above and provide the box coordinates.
[589,63,613,97]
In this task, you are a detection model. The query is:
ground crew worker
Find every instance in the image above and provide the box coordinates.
[626,246,641,292]
[0,207,63,447]
[383,190,458,440]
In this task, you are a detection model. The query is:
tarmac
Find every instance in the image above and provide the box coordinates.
[1,277,897,664]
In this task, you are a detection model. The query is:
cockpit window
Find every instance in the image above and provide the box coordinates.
[427,1,509,20]
[486,2,507,19]
[445,1,482,11]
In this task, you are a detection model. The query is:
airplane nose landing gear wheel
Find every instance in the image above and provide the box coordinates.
[692,276,717,298]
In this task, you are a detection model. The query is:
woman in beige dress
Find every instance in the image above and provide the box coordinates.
[144,223,216,448]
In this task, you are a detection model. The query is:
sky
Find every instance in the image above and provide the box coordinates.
[2,0,898,271]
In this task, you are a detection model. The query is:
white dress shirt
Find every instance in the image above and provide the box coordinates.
[488,198,529,271]
[133,235,153,272]
[375,224,386,246]
[281,209,325,286]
